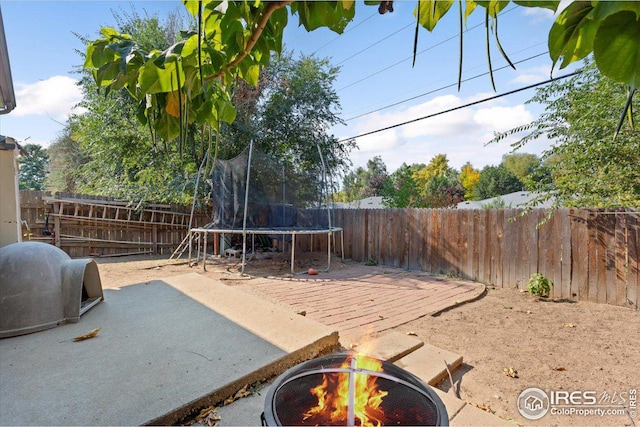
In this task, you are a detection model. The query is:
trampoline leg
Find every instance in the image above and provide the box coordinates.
[203,232,208,272]
[188,230,192,267]
[291,233,296,274]
[341,229,345,262]
[327,231,331,270]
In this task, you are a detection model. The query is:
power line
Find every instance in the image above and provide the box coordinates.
[345,51,549,121]
[336,6,517,92]
[335,21,414,66]
[337,71,580,143]
[311,11,379,55]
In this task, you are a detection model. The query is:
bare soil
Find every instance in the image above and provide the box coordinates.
[95,254,639,426]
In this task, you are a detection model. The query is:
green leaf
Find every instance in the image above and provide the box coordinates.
[216,98,237,124]
[464,0,478,24]
[153,110,181,141]
[416,0,454,31]
[548,1,598,70]
[475,0,510,18]
[292,1,355,34]
[512,0,559,12]
[139,58,184,94]
[589,1,640,21]
[594,11,640,89]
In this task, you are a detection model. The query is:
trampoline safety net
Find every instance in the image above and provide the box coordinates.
[208,143,332,231]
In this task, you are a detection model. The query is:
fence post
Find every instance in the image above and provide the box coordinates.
[152,224,158,254]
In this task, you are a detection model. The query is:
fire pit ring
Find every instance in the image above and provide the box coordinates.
[262,351,448,426]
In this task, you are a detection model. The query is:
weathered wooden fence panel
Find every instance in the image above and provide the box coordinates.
[329,207,639,309]
[19,191,210,257]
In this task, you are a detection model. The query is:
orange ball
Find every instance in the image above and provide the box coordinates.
[308,268,318,275]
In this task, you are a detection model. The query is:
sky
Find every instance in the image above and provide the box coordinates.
[0,0,574,174]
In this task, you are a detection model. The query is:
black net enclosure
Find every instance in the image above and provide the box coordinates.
[189,141,343,274]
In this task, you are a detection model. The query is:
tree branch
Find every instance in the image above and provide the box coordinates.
[206,0,293,82]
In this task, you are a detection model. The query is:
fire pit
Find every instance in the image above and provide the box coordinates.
[262,351,448,426]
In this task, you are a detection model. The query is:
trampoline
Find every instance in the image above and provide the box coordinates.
[188,141,343,274]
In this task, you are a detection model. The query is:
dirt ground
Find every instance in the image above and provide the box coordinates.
[95,253,639,426]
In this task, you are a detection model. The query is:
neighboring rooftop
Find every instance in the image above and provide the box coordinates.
[457,191,553,209]
[332,196,386,209]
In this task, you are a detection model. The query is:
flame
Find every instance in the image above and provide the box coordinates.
[303,353,388,426]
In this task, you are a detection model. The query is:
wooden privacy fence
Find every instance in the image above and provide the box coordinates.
[297,208,639,309]
[20,191,210,258]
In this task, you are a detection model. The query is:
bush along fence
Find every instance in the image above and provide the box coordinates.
[20,191,210,258]
[298,208,638,309]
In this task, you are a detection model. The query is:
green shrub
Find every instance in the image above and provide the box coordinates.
[526,273,552,297]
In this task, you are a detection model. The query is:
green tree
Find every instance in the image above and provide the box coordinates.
[382,163,421,208]
[254,52,354,178]
[84,1,639,148]
[424,173,465,208]
[502,153,540,186]
[18,144,49,191]
[341,156,389,201]
[491,60,640,207]
[46,128,90,193]
[472,164,523,200]
[412,154,456,202]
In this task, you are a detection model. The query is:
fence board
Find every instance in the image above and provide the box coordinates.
[569,210,588,300]
[430,210,441,274]
[477,210,490,284]
[605,213,617,305]
[627,212,639,308]
[459,209,469,279]
[503,209,518,288]
[492,209,504,287]
[587,211,599,302]
[614,212,627,306]
[421,209,432,272]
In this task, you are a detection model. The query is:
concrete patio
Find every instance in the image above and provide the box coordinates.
[0,265,500,426]
[0,273,339,425]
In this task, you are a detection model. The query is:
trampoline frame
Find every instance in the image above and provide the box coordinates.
[188,139,343,275]
[188,226,344,274]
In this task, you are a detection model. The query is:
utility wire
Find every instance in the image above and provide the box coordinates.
[345,51,549,121]
[335,21,414,66]
[336,6,517,92]
[337,71,580,143]
[311,11,379,55]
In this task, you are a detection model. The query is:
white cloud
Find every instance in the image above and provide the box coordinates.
[473,104,534,133]
[510,65,552,85]
[522,6,554,22]
[11,76,83,120]
[341,93,545,173]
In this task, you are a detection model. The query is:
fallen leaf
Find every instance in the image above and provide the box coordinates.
[503,305,513,309]
[349,343,358,349]
[526,310,532,314]
[296,310,307,317]
[553,366,567,371]
[195,406,221,427]
[72,327,101,342]
[406,331,418,337]
[475,403,495,413]
[503,367,519,378]
[224,385,250,405]
[564,323,576,328]
[378,315,384,319]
